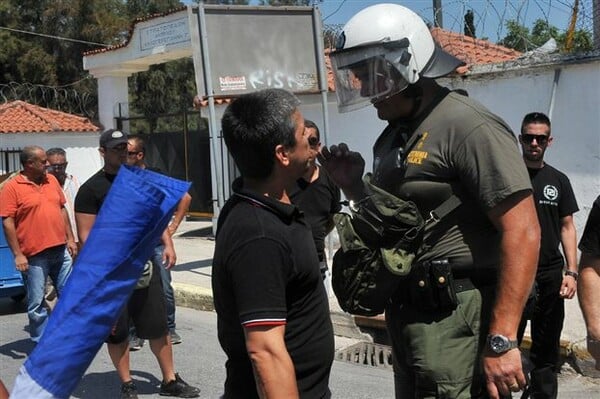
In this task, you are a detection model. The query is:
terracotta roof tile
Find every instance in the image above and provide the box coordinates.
[430,27,522,68]
[0,101,101,134]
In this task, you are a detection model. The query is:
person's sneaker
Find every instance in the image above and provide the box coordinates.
[170,330,182,345]
[159,373,200,398]
[120,381,139,399]
[129,334,144,351]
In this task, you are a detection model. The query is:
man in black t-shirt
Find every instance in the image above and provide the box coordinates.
[75,129,199,399]
[213,89,334,399]
[126,134,192,348]
[289,120,341,296]
[517,112,579,398]
[578,195,600,370]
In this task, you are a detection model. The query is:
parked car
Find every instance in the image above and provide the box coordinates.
[0,218,26,302]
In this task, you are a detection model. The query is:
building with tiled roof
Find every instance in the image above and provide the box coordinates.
[0,101,100,134]
[0,101,102,180]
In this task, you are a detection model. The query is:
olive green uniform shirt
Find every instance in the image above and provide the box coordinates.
[373,90,531,270]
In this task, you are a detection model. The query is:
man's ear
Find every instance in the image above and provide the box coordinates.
[98,147,105,157]
[274,144,290,167]
[547,136,554,147]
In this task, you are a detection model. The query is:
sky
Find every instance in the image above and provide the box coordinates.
[244,0,590,44]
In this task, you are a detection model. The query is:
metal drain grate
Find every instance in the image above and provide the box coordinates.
[336,342,393,369]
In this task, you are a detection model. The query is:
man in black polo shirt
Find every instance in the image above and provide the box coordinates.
[212,89,334,399]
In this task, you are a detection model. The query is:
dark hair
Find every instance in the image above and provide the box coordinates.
[521,112,551,135]
[127,134,147,154]
[46,147,66,157]
[304,119,320,141]
[20,146,44,166]
[221,89,301,179]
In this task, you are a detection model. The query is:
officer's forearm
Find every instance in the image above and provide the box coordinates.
[487,192,540,338]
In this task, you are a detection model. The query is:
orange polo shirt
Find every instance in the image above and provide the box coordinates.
[0,173,67,257]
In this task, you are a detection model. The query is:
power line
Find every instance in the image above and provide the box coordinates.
[323,0,347,22]
[0,26,110,47]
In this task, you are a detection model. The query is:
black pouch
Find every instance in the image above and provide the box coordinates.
[430,259,458,312]
[409,263,438,312]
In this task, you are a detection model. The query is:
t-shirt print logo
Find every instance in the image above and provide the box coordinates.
[543,185,558,201]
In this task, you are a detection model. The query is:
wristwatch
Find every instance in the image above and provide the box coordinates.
[564,270,578,281]
[487,334,519,354]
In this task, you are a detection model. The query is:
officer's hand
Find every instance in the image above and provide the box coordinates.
[318,143,365,196]
[483,348,526,399]
[15,254,29,272]
[559,275,577,299]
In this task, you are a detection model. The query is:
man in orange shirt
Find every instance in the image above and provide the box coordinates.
[0,146,77,342]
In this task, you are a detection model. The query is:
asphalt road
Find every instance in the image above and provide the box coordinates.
[2,297,599,398]
[0,298,394,398]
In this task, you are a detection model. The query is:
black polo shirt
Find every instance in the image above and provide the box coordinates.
[212,178,334,399]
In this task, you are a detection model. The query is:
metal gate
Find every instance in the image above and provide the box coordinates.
[116,109,214,216]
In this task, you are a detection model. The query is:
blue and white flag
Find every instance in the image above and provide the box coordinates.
[11,166,191,399]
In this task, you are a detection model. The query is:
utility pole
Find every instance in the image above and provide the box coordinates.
[565,0,579,52]
[433,0,443,28]
[594,0,600,50]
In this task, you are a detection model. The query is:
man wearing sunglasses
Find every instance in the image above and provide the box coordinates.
[46,148,80,243]
[321,4,539,398]
[75,129,199,398]
[289,120,341,296]
[518,112,579,398]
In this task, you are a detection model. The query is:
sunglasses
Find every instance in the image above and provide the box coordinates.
[127,151,140,156]
[46,163,67,171]
[308,136,320,147]
[521,134,549,145]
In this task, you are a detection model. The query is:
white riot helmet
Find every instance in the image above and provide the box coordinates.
[331,3,464,113]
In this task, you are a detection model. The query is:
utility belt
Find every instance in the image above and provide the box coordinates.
[400,259,496,313]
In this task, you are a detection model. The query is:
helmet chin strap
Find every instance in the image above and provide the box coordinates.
[398,84,423,121]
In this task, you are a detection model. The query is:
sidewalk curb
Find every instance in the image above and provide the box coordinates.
[173,283,214,312]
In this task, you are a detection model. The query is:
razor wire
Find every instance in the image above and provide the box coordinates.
[323,0,596,50]
[0,79,98,120]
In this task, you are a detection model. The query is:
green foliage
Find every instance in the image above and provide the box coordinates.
[500,18,593,53]
[0,0,130,120]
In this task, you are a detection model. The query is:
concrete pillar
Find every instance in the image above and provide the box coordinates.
[96,74,131,130]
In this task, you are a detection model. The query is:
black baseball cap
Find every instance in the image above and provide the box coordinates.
[99,129,128,149]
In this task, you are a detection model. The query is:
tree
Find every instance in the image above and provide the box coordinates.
[0,0,130,119]
[499,18,593,53]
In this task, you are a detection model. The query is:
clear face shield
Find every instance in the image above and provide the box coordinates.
[331,39,412,113]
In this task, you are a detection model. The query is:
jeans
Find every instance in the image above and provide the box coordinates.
[23,245,72,342]
[152,245,176,331]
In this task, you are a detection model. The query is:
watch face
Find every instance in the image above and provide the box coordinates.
[489,335,509,353]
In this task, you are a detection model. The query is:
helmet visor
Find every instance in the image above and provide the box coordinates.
[331,42,410,113]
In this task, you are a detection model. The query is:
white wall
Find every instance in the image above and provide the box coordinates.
[446,60,600,234]
[0,133,103,183]
[297,58,599,237]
